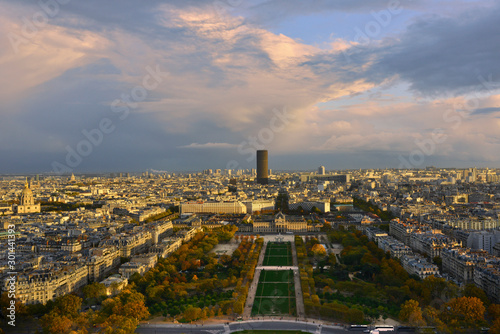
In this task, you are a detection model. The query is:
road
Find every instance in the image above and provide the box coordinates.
[136,320,348,334]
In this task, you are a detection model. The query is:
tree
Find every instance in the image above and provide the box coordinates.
[232,249,242,258]
[41,310,73,334]
[423,306,448,333]
[490,317,500,334]
[311,206,321,214]
[55,294,82,319]
[83,282,107,300]
[441,296,486,331]
[399,299,426,327]
[0,292,27,317]
[183,306,202,322]
[99,314,138,334]
[311,294,320,305]
[102,290,149,322]
[488,304,500,320]
[462,284,489,306]
[233,299,244,314]
[311,244,327,257]
[118,290,150,321]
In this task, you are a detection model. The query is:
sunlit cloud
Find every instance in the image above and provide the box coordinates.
[0,0,500,171]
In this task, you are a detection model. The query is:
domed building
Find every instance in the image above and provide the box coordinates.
[13,180,40,214]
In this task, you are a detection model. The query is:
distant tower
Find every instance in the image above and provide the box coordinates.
[318,166,325,175]
[256,150,269,185]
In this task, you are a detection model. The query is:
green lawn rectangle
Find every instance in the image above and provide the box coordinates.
[260,270,293,282]
[252,269,297,316]
[263,255,292,266]
[251,297,296,316]
[265,248,289,256]
[256,283,293,297]
[263,242,292,267]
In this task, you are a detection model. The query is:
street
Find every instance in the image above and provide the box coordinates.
[136,320,348,334]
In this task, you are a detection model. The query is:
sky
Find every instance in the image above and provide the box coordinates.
[1,0,500,174]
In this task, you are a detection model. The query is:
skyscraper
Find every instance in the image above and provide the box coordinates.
[256,150,269,185]
[318,166,325,175]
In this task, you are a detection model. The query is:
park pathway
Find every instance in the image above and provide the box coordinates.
[291,239,306,320]
[243,241,268,318]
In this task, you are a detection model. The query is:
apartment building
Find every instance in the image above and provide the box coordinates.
[474,263,500,304]
[401,254,440,280]
[11,263,88,305]
[180,201,247,214]
[87,246,120,282]
[441,247,492,284]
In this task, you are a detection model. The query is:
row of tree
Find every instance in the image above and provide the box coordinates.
[318,227,500,333]
[295,235,365,323]
[130,226,262,323]
[352,196,395,221]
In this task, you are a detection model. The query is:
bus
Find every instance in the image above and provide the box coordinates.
[348,325,368,331]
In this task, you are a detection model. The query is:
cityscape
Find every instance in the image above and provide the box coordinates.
[2,0,500,334]
[0,150,499,333]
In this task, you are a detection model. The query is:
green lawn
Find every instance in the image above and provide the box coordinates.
[260,270,293,282]
[252,297,295,315]
[262,256,292,266]
[265,247,289,256]
[256,282,293,297]
[263,242,292,266]
[251,270,296,316]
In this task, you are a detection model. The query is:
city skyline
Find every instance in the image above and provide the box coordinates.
[1,0,500,173]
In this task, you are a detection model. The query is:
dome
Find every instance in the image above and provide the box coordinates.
[21,186,33,196]
[19,180,34,206]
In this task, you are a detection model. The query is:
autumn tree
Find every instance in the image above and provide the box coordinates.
[441,296,486,331]
[101,290,149,322]
[183,306,202,322]
[0,292,27,317]
[99,314,138,334]
[399,299,426,327]
[423,306,448,333]
[233,299,245,314]
[462,283,490,306]
[82,282,107,300]
[311,244,327,257]
[40,310,73,334]
[490,317,500,334]
[311,294,321,305]
[488,304,500,320]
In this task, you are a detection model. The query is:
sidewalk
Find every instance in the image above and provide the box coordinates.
[291,240,306,320]
[255,265,298,270]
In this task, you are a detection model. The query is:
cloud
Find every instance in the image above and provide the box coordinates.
[244,0,420,25]
[1,0,500,171]
[471,107,500,116]
[298,3,500,98]
[179,142,239,149]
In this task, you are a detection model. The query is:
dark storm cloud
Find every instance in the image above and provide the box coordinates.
[300,4,500,97]
[374,8,500,96]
